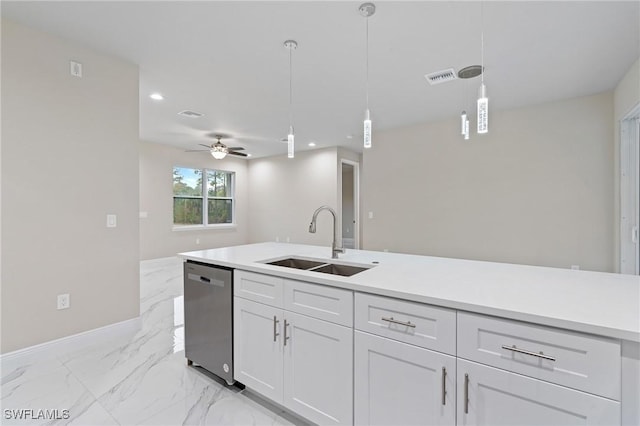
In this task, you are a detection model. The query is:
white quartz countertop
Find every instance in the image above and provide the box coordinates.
[179,242,640,342]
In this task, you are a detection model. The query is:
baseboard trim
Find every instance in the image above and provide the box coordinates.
[0,316,141,362]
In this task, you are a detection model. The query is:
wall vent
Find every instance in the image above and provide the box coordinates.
[178,110,204,118]
[424,68,457,85]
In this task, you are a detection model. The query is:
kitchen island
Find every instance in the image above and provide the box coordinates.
[180,242,640,426]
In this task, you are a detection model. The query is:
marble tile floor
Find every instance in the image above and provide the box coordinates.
[1,257,304,426]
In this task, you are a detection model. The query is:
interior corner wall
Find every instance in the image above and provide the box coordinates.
[247,147,338,247]
[613,57,640,273]
[138,141,249,260]
[362,91,614,272]
[1,20,140,353]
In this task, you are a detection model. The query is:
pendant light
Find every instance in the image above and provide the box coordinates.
[359,3,375,149]
[477,3,489,134]
[458,66,481,140]
[284,40,297,158]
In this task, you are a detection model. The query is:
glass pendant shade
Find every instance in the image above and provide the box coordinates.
[461,111,467,135]
[477,83,488,134]
[364,109,372,149]
[288,128,295,159]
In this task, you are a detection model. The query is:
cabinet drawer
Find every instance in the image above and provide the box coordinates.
[355,293,456,355]
[284,280,353,327]
[457,312,621,400]
[234,270,283,307]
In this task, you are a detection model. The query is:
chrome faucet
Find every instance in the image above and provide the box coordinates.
[308,206,345,259]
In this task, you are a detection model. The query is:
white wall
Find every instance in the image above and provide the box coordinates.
[613,58,640,272]
[139,141,249,260]
[1,20,140,353]
[362,91,614,272]
[247,147,339,247]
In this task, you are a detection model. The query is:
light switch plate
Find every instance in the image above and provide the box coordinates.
[57,294,70,310]
[107,214,117,228]
[70,60,82,77]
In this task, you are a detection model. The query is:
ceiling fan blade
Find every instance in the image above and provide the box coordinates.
[227,146,244,151]
[229,151,248,157]
[198,143,212,149]
[185,149,210,152]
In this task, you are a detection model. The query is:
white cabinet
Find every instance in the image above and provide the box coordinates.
[457,358,620,426]
[354,331,455,426]
[354,293,456,425]
[234,272,353,425]
[233,297,283,403]
[284,311,353,425]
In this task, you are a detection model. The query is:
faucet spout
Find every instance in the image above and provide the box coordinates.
[308,205,345,259]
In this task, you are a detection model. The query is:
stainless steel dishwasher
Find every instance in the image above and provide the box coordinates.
[184,260,234,385]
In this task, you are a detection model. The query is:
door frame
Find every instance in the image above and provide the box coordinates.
[620,103,640,275]
[339,159,360,249]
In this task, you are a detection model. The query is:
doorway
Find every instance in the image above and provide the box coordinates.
[620,104,640,275]
[340,160,360,249]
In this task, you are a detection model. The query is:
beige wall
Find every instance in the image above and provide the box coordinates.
[139,141,249,260]
[247,147,339,247]
[1,20,140,353]
[613,58,640,272]
[362,92,614,272]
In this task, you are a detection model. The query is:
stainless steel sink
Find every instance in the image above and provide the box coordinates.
[263,256,372,277]
[266,258,326,270]
[309,263,370,277]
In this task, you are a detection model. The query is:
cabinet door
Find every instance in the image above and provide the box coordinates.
[457,359,620,426]
[354,331,456,426]
[233,297,283,404]
[283,311,353,425]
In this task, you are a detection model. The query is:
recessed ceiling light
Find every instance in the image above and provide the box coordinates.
[150,93,164,100]
[308,142,316,147]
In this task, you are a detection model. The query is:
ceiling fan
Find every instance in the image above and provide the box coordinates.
[186,134,247,159]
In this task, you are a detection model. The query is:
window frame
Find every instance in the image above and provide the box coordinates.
[172,166,236,231]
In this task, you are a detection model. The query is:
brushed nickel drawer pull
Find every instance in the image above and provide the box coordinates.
[273,316,280,342]
[381,316,416,328]
[464,373,469,414]
[501,344,556,362]
[441,367,447,406]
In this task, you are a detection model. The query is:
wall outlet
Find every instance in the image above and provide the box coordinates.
[106,214,117,228]
[139,211,148,219]
[195,238,200,245]
[57,294,70,310]
[368,211,374,219]
[571,265,580,270]
[70,60,82,77]
[286,236,290,243]
[275,236,280,242]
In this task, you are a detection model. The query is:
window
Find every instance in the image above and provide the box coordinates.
[173,167,235,227]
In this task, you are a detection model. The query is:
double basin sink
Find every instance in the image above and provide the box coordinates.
[264,256,372,277]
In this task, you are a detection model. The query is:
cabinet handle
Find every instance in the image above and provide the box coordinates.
[381,316,416,328]
[284,319,290,346]
[273,316,280,342]
[501,344,556,362]
[464,373,469,414]
[441,367,447,405]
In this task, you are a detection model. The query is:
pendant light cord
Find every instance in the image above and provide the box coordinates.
[366,15,370,110]
[289,46,293,129]
[480,1,485,85]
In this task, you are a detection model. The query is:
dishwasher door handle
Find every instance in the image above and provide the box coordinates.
[187,273,211,284]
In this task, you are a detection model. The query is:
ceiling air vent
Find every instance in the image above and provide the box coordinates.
[424,68,457,85]
[178,110,204,118]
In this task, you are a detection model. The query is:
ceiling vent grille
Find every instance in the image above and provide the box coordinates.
[178,110,204,118]
[424,68,457,85]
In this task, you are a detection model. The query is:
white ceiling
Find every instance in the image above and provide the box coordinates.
[2,1,639,158]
